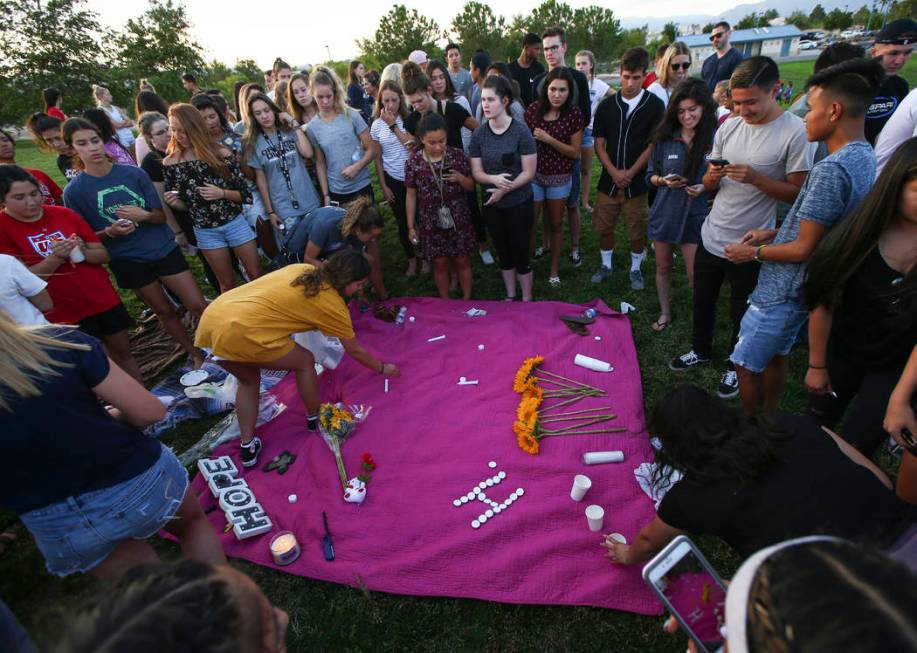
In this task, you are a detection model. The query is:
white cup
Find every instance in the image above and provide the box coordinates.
[69,246,85,263]
[585,505,604,532]
[570,474,592,501]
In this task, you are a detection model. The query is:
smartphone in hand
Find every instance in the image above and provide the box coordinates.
[707,158,730,167]
[643,535,727,653]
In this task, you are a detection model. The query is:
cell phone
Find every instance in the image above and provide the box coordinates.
[664,173,687,182]
[643,535,727,653]
[707,158,730,167]
[328,200,340,207]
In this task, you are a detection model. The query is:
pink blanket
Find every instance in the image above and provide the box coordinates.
[191,298,661,614]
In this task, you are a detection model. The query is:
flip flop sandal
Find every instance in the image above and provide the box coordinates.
[651,315,673,332]
[548,276,561,287]
[561,318,589,336]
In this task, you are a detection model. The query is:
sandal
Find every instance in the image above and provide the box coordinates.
[533,246,550,260]
[651,314,673,332]
[548,276,561,287]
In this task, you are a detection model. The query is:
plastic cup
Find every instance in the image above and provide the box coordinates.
[69,246,85,263]
[585,505,604,532]
[570,474,592,501]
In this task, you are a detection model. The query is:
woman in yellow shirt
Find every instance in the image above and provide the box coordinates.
[196,250,400,466]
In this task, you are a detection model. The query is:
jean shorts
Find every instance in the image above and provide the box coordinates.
[581,127,595,148]
[730,301,809,373]
[193,214,256,250]
[532,178,573,202]
[20,443,188,577]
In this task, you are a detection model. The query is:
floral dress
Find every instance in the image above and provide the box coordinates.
[404,146,477,260]
[163,155,252,230]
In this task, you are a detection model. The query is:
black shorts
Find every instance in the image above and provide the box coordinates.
[108,247,189,290]
[329,185,374,206]
[78,302,134,339]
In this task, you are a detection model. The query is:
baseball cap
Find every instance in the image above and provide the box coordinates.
[408,50,428,65]
[875,19,917,45]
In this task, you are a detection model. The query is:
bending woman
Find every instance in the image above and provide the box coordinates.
[1,312,225,581]
[195,250,400,467]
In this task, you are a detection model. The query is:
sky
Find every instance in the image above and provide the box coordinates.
[89,0,739,68]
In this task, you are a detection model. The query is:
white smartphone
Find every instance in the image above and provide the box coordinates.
[642,536,728,653]
[664,173,687,182]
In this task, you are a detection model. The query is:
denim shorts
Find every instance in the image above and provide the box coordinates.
[532,178,573,202]
[193,214,256,250]
[581,127,595,148]
[730,301,809,373]
[20,443,188,577]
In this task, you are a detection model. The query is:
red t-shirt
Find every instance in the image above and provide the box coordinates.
[47,107,67,121]
[643,71,657,89]
[0,205,121,324]
[25,168,63,205]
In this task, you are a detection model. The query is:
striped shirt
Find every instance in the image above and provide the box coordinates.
[370,116,410,181]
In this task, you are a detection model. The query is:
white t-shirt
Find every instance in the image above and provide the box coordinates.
[874,87,917,178]
[646,81,670,108]
[621,89,645,116]
[701,111,815,258]
[587,77,611,129]
[101,105,136,147]
[369,116,410,181]
[0,254,48,325]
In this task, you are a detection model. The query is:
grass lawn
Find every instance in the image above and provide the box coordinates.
[2,56,903,651]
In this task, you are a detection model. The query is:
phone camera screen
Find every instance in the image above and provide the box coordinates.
[656,550,727,650]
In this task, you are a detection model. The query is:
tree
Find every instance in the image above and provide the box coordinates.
[824,8,854,30]
[852,4,870,26]
[520,0,575,36]
[618,26,648,57]
[785,10,811,30]
[0,0,111,126]
[450,2,509,63]
[810,4,828,24]
[736,9,778,30]
[233,59,263,83]
[888,0,916,22]
[662,21,678,43]
[357,5,441,71]
[569,5,622,62]
[701,22,717,34]
[112,0,204,103]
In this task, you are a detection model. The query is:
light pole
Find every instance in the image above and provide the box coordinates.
[325,45,332,61]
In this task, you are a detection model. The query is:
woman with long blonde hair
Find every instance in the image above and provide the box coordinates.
[647,42,692,107]
[91,83,136,152]
[162,103,260,293]
[0,310,226,579]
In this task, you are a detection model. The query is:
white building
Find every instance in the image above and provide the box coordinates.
[680,25,804,72]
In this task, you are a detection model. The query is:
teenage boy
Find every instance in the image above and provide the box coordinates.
[532,26,591,267]
[469,50,491,117]
[725,59,883,413]
[509,33,545,106]
[590,48,665,289]
[446,43,473,101]
[702,22,744,93]
[865,19,916,144]
[669,56,814,399]
[181,73,200,96]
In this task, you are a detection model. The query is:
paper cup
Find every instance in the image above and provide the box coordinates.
[69,247,85,263]
[570,474,592,501]
[585,505,604,532]
[607,532,627,544]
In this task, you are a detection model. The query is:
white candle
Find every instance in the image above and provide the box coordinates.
[269,531,300,566]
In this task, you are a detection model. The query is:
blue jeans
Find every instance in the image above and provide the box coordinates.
[20,443,188,576]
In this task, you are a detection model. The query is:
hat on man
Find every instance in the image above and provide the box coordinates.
[875,19,917,45]
[408,50,428,65]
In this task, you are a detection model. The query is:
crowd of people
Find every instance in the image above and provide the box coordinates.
[1,17,916,652]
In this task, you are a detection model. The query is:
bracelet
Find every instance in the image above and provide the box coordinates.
[808,364,826,369]
[378,361,385,374]
[754,244,766,261]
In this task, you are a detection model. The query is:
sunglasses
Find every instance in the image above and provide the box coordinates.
[709,32,726,41]
[670,62,691,71]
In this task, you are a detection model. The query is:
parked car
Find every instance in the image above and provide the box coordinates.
[800,40,821,50]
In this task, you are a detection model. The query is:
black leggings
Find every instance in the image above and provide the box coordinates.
[384,173,413,259]
[329,184,374,205]
[484,197,534,274]
[808,347,906,456]
[691,242,760,359]
[467,189,487,244]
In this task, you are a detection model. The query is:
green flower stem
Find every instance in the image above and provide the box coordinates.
[541,427,628,438]
[540,413,616,424]
[541,395,587,411]
[536,368,604,393]
[541,417,612,434]
[539,406,614,418]
[329,433,349,489]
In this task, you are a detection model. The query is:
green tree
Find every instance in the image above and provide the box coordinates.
[888,0,917,21]
[785,11,811,30]
[701,22,717,34]
[112,0,204,103]
[852,4,870,25]
[810,4,828,24]
[824,8,854,30]
[0,0,111,125]
[450,2,509,63]
[233,59,263,83]
[662,21,678,43]
[356,5,441,71]
[521,0,576,36]
[569,5,622,62]
[618,26,649,57]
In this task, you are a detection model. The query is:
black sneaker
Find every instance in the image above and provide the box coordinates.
[668,350,712,371]
[717,369,739,399]
[240,436,263,468]
[568,251,582,267]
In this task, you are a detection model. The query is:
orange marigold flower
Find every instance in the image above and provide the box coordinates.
[513,356,546,393]
[516,429,540,455]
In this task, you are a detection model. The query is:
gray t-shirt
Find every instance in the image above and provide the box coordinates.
[751,141,876,307]
[246,131,320,220]
[305,110,370,195]
[468,118,537,208]
[449,68,473,101]
[701,111,814,258]
[303,207,358,258]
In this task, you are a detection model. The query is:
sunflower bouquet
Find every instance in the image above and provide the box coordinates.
[319,402,372,488]
[512,356,625,455]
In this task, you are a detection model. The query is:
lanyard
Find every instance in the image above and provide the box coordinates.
[264,131,299,210]
[423,151,448,207]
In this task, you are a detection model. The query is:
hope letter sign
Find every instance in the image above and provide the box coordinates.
[198,456,273,539]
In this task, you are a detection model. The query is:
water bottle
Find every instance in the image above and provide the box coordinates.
[394,306,408,325]
[583,308,598,319]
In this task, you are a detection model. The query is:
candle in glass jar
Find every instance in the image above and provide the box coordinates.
[269,531,300,566]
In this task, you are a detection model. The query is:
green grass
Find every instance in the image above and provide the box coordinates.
[778,56,917,92]
[2,56,900,650]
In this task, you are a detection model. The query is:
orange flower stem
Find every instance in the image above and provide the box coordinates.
[541,427,628,438]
